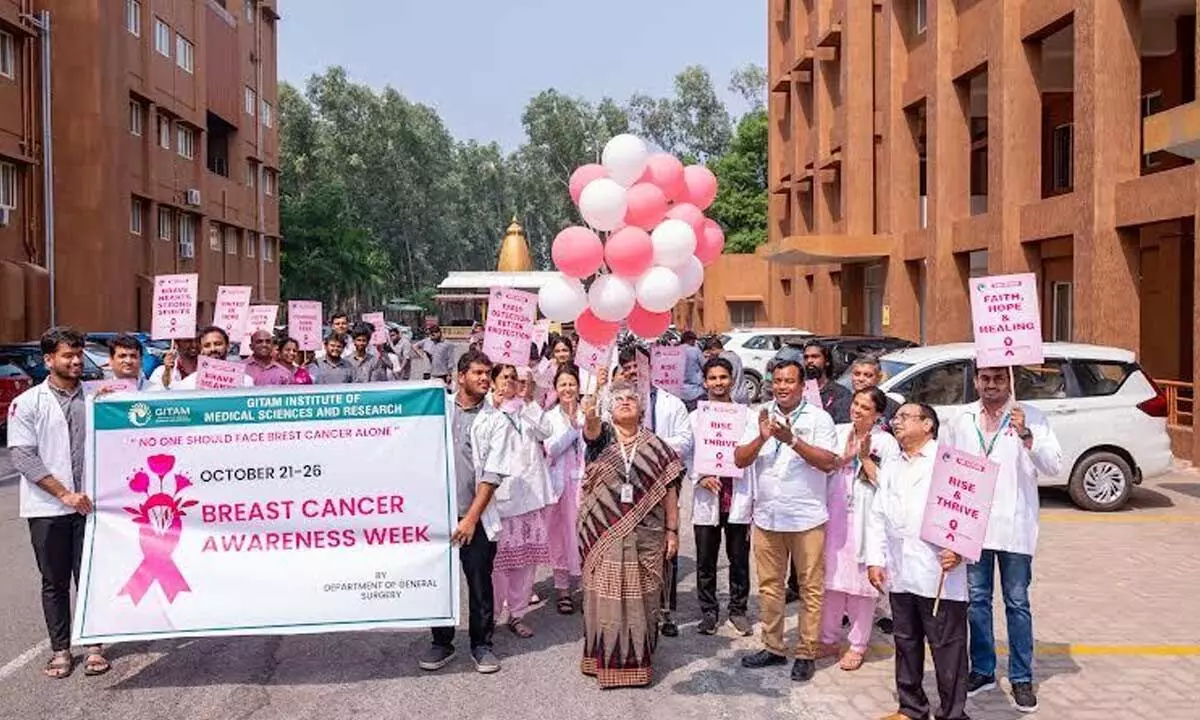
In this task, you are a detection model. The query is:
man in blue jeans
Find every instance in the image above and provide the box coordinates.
[946,366,1062,713]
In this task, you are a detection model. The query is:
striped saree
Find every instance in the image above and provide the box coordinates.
[578,424,684,688]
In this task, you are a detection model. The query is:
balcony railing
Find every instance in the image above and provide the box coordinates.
[1158,379,1194,428]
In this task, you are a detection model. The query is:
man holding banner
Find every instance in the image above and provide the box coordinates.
[866,403,968,720]
[946,366,1062,713]
[170,327,253,390]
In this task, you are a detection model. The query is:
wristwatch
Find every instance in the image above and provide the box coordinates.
[1018,428,1033,441]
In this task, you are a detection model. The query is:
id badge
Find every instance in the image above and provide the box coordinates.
[620,483,634,504]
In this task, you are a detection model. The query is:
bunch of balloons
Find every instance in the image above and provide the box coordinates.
[537,133,725,347]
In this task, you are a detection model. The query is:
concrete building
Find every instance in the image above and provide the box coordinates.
[0,0,281,342]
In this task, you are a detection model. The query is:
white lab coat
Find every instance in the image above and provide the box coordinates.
[679,405,755,526]
[543,404,585,503]
[832,423,900,564]
[462,402,503,542]
[479,399,556,519]
[864,438,968,601]
[945,401,1062,556]
[6,382,76,518]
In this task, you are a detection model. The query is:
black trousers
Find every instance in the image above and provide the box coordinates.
[890,592,970,720]
[432,521,496,651]
[694,516,750,618]
[28,514,86,652]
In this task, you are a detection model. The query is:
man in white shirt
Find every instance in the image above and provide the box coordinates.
[734,358,838,683]
[866,402,968,720]
[946,366,1062,713]
[146,337,199,390]
[166,327,254,390]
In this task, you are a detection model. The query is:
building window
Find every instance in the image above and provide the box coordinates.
[179,214,196,258]
[915,0,927,35]
[264,169,276,196]
[727,301,758,328]
[245,87,257,116]
[126,1,141,37]
[225,227,238,255]
[264,236,274,262]
[158,207,173,241]
[129,100,144,136]
[0,30,14,79]
[176,36,194,73]
[0,162,17,209]
[130,198,144,235]
[154,18,171,57]
[968,250,989,278]
[1051,281,1073,342]
[246,231,256,258]
[1051,123,1073,191]
[1142,91,1165,168]
[157,113,171,149]
[246,0,256,24]
[245,160,256,188]
[262,101,273,128]
[209,223,221,251]
[177,124,196,159]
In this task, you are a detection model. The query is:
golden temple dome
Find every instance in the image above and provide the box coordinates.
[497,216,533,272]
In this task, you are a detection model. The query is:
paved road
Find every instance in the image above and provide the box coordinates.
[1,448,1198,719]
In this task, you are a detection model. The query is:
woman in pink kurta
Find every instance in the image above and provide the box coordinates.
[820,387,899,670]
[542,364,586,613]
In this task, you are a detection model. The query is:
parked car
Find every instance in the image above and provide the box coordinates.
[874,342,1173,512]
[783,335,919,383]
[0,359,33,443]
[83,343,116,379]
[721,328,813,401]
[0,343,107,385]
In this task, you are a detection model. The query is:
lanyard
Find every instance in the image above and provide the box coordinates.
[974,411,1011,458]
[617,433,641,477]
[769,401,807,460]
[502,412,521,434]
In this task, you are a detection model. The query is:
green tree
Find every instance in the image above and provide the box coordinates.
[728,64,767,112]
[708,108,768,253]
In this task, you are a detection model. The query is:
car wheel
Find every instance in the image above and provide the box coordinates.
[741,372,762,403]
[1068,451,1134,512]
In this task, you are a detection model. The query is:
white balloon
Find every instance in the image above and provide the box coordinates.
[636,266,683,313]
[676,255,705,298]
[587,274,637,322]
[602,133,650,187]
[578,178,628,231]
[650,218,698,268]
[538,275,588,322]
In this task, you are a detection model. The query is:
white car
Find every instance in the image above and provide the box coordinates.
[875,342,1174,512]
[721,328,813,401]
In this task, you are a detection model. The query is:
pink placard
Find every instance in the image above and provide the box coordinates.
[482,288,537,364]
[288,300,323,352]
[636,351,651,408]
[212,286,252,341]
[362,312,388,346]
[919,447,1000,563]
[151,274,198,340]
[803,379,823,407]
[969,273,1044,369]
[83,378,139,396]
[531,319,551,353]
[693,401,748,477]
[195,356,246,390]
[575,338,612,375]
[240,305,279,356]
[533,358,557,389]
[650,346,685,396]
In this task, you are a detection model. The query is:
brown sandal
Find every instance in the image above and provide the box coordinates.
[43,651,73,679]
[83,646,111,676]
[507,619,535,638]
[839,650,865,671]
[556,594,575,614]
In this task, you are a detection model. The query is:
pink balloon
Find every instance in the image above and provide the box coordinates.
[640,153,687,202]
[604,227,654,278]
[625,303,672,339]
[665,203,705,237]
[696,219,726,265]
[682,165,718,210]
[552,226,604,279]
[623,183,668,231]
[569,164,609,205]
[574,308,620,346]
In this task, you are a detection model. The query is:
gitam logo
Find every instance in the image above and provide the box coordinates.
[128,403,152,427]
[127,402,191,428]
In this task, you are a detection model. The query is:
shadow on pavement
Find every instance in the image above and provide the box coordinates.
[1159,481,1200,499]
[1037,485,1177,511]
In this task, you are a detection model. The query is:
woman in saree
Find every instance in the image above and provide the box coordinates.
[578,379,684,689]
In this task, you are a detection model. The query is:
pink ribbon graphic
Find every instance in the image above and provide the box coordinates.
[120,492,191,604]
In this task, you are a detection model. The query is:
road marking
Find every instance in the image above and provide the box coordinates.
[0,640,49,682]
[1041,513,1200,523]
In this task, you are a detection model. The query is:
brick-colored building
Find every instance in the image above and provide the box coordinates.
[682,0,1199,457]
[0,0,281,342]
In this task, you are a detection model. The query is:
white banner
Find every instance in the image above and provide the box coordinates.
[74,383,459,643]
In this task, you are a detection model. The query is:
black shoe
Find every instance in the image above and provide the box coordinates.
[470,647,501,674]
[418,644,456,671]
[841,614,850,628]
[697,615,718,635]
[741,649,787,669]
[785,587,800,604]
[660,615,679,637]
[876,616,894,634]
[967,673,997,697]
[1011,682,1039,713]
[790,658,815,682]
[728,614,753,636]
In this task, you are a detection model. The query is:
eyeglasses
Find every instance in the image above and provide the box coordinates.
[611,394,639,405]
[892,411,925,423]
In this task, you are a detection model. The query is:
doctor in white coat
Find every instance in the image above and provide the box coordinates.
[542,364,587,614]
[7,327,109,678]
[678,356,755,637]
[945,365,1062,713]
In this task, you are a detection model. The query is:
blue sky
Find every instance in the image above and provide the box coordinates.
[277,0,767,150]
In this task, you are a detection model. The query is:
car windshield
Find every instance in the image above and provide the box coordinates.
[880,360,914,385]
